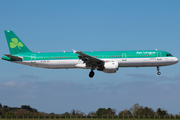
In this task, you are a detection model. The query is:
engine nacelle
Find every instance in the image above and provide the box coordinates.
[103,61,119,73]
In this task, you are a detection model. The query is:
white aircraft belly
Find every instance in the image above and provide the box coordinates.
[118,57,176,67]
[14,60,79,69]
[45,60,79,68]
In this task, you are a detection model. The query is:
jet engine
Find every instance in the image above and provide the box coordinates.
[103,61,119,73]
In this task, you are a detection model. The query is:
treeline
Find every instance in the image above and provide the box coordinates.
[0,104,40,116]
[0,103,179,117]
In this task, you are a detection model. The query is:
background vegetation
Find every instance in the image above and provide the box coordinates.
[0,103,179,118]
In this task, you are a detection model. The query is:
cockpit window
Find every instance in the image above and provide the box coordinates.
[166,54,173,57]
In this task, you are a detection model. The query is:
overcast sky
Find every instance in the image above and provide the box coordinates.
[0,0,180,115]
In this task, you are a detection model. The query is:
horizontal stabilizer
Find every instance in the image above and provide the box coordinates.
[4,54,22,61]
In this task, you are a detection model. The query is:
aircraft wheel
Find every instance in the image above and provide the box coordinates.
[157,72,161,75]
[156,66,161,75]
[89,71,95,78]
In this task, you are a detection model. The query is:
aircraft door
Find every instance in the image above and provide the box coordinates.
[31,54,36,63]
[157,51,162,60]
[122,53,127,61]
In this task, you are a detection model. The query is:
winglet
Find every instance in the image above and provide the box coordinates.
[73,49,77,53]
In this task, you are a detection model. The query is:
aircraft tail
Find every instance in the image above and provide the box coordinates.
[4,30,32,55]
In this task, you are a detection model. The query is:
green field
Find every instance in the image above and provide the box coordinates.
[0,118,180,120]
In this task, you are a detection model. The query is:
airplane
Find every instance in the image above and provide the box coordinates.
[2,30,178,78]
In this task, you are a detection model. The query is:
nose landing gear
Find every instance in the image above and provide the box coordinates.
[89,70,95,78]
[157,66,161,75]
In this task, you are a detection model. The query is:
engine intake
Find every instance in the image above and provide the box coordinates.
[103,61,119,73]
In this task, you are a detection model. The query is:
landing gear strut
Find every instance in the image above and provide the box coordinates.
[89,70,95,78]
[157,66,161,75]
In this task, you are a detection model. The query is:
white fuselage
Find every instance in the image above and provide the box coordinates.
[14,57,178,69]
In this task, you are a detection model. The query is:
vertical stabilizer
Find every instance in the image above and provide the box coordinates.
[4,30,31,54]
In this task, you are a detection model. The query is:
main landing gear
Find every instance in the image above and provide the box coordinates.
[157,66,161,75]
[89,70,95,78]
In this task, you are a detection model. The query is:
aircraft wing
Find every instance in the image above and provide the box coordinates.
[4,54,23,61]
[73,50,104,65]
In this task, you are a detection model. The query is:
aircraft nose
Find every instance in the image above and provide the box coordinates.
[173,57,178,63]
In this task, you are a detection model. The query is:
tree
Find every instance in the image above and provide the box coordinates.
[88,111,96,116]
[118,109,132,116]
[71,109,76,115]
[61,112,70,116]
[96,108,105,116]
[109,108,116,115]
[0,104,40,116]
[5,111,15,116]
[49,112,55,116]
[133,106,155,116]
[75,110,85,116]
[156,108,168,116]
[3,105,8,109]
[161,110,167,116]
[96,108,116,116]
[15,109,29,115]
[130,103,140,116]
[21,105,37,112]
[144,107,154,116]
[136,107,145,116]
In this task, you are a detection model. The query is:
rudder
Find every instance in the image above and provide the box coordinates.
[4,30,31,55]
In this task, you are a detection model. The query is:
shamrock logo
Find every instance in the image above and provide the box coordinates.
[10,38,23,49]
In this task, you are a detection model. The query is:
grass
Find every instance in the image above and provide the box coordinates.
[0,118,180,120]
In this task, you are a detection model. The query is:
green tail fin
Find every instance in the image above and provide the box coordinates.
[4,30,31,54]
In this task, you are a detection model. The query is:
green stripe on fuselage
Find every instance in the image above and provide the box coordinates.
[12,50,173,61]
